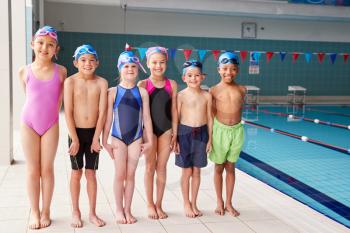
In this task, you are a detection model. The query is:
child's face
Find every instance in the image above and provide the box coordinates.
[147,53,167,77]
[182,67,203,88]
[74,54,99,75]
[31,35,58,60]
[217,64,239,83]
[121,63,138,82]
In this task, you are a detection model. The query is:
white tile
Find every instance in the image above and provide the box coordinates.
[0,206,29,220]
[0,220,27,233]
[164,223,211,233]
[245,219,299,233]
[205,221,256,233]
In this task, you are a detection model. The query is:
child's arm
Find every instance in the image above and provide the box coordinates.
[206,92,213,153]
[64,77,79,156]
[209,87,217,116]
[174,92,183,154]
[140,88,153,155]
[90,78,108,153]
[170,80,178,151]
[18,66,27,93]
[102,88,115,159]
[57,65,67,112]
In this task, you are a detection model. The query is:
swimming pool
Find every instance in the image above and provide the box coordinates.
[238,105,350,228]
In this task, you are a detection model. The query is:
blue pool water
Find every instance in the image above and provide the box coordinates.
[238,105,350,228]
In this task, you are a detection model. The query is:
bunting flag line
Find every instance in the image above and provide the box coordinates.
[127,43,349,65]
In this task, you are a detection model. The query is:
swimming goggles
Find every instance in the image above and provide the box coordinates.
[219,57,239,65]
[183,60,203,69]
[34,26,58,42]
[73,45,99,60]
[118,52,147,73]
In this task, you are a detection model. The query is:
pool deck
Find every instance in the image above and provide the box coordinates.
[0,116,349,233]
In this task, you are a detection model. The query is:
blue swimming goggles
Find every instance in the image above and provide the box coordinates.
[73,44,99,61]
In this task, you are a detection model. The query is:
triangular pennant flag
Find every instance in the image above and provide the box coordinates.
[137,48,147,61]
[279,52,287,62]
[266,52,274,63]
[183,49,192,60]
[168,48,176,59]
[304,52,312,63]
[212,50,221,60]
[253,52,261,62]
[125,43,132,51]
[198,50,207,61]
[240,51,247,63]
[317,52,325,63]
[343,53,349,63]
[330,53,337,64]
[292,53,299,63]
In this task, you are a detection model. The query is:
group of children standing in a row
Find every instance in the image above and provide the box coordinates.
[20,26,246,230]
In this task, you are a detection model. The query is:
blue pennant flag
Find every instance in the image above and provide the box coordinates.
[304,52,312,63]
[279,52,287,61]
[253,52,261,62]
[330,53,337,64]
[198,50,207,61]
[137,48,147,61]
[169,48,177,59]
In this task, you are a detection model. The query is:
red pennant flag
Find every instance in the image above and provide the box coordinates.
[183,49,192,60]
[212,50,221,60]
[292,53,299,63]
[125,43,132,51]
[317,52,325,63]
[240,51,247,63]
[266,52,274,63]
[343,53,349,63]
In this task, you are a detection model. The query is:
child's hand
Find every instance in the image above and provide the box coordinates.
[170,134,177,152]
[68,140,80,156]
[141,142,152,155]
[174,142,180,155]
[103,143,115,159]
[90,139,102,153]
[206,141,212,154]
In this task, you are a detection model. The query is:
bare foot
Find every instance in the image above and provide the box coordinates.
[192,204,203,217]
[71,211,83,228]
[89,214,106,227]
[147,205,159,219]
[125,211,137,224]
[215,201,225,216]
[28,210,40,230]
[225,205,240,217]
[184,203,196,218]
[40,212,51,228]
[116,210,127,224]
[156,206,168,219]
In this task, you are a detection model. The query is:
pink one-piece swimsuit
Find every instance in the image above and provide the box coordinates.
[21,64,62,136]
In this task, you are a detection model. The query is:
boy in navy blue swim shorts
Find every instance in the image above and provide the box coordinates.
[175,60,213,218]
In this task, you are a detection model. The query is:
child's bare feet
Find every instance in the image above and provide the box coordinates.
[28,210,40,229]
[147,204,159,219]
[125,211,137,224]
[191,204,203,217]
[89,214,106,227]
[116,210,127,224]
[215,201,225,216]
[184,203,196,218]
[40,212,51,228]
[156,206,168,219]
[71,210,83,228]
[225,204,240,217]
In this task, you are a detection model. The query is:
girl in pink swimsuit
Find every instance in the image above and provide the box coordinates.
[19,26,66,230]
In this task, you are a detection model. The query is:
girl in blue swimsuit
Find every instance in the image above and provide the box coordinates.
[102,51,153,224]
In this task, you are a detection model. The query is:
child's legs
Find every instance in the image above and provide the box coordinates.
[112,139,128,212]
[155,130,172,207]
[85,169,97,215]
[144,134,157,206]
[214,164,225,203]
[21,124,41,213]
[70,169,83,212]
[124,139,142,213]
[181,168,193,205]
[40,123,59,215]
[191,167,201,206]
[224,162,236,205]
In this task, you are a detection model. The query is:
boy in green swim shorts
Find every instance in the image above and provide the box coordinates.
[209,52,246,217]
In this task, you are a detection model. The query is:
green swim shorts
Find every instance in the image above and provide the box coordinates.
[209,118,244,164]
